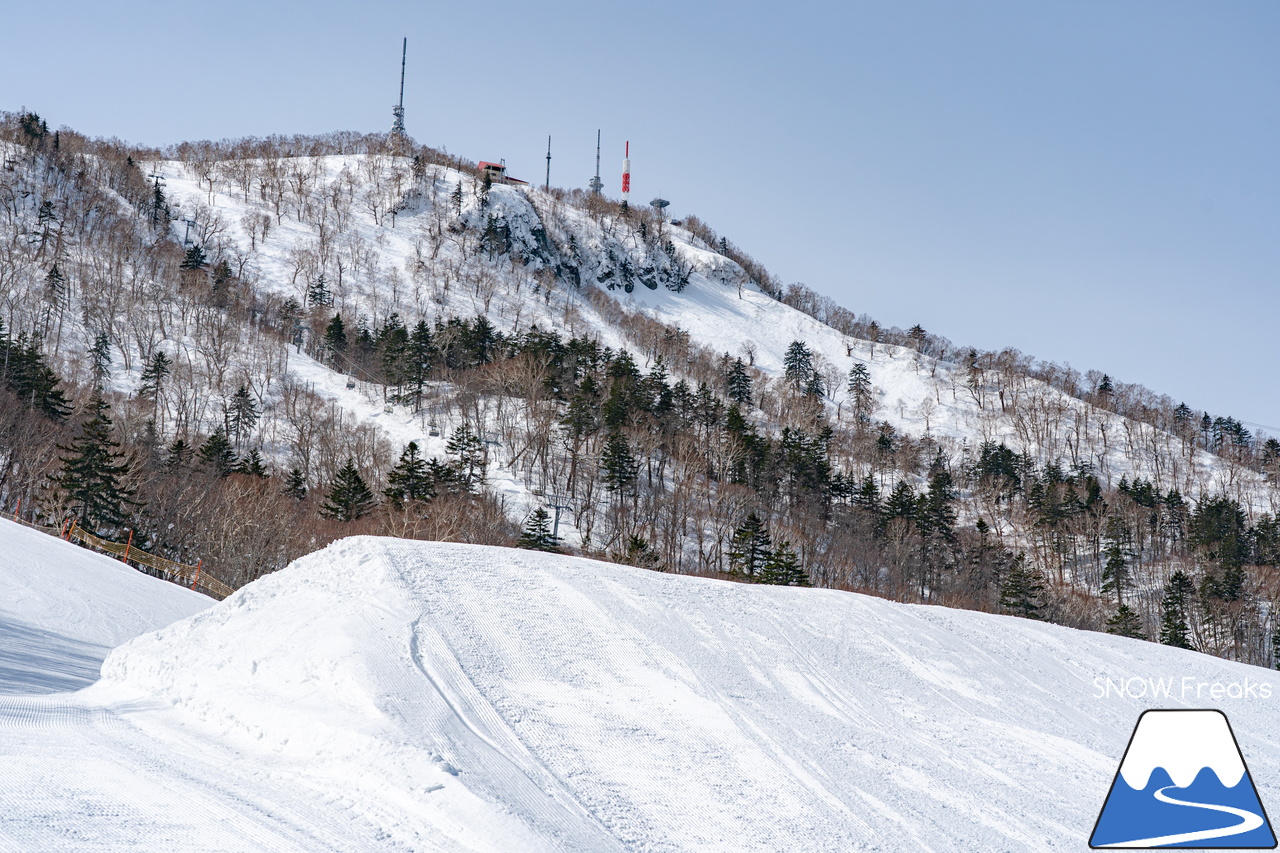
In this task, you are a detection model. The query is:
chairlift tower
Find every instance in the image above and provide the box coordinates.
[391,37,408,138]
[545,494,573,543]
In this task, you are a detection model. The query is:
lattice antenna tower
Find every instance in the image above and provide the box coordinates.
[588,129,603,194]
[391,37,408,137]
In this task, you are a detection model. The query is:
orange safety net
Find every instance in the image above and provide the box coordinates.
[8,513,236,600]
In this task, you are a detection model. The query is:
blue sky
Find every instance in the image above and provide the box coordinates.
[4,0,1277,430]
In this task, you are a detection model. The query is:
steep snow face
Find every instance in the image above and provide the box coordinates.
[0,517,210,694]
[68,537,1279,851]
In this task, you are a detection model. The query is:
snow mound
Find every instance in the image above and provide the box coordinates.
[97,537,1280,851]
[0,517,210,694]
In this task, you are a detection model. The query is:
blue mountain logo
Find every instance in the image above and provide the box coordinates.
[1091,709,1276,848]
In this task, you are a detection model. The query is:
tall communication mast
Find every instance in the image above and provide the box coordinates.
[621,141,631,209]
[391,37,407,137]
[588,130,603,195]
[545,136,551,191]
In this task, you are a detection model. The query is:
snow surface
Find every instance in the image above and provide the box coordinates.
[0,518,210,694]
[4,525,1279,851]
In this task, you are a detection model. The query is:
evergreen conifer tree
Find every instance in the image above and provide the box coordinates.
[89,332,112,385]
[562,377,600,441]
[1159,570,1195,649]
[0,323,71,420]
[852,475,881,511]
[803,372,826,400]
[518,508,559,552]
[617,535,661,570]
[762,540,809,586]
[1100,537,1131,606]
[138,351,171,402]
[999,554,1046,620]
[179,244,207,270]
[384,441,434,507]
[1273,621,1280,671]
[321,458,375,522]
[236,448,269,478]
[600,429,638,492]
[728,513,772,579]
[36,199,57,228]
[151,181,168,225]
[404,321,435,407]
[282,466,308,500]
[55,394,137,530]
[882,481,918,530]
[307,273,331,307]
[197,426,237,477]
[226,385,259,447]
[324,314,348,358]
[725,357,753,406]
[378,314,410,389]
[920,466,958,542]
[847,362,873,424]
[165,437,192,470]
[446,423,486,487]
[1106,604,1145,639]
[44,263,66,305]
[783,340,814,389]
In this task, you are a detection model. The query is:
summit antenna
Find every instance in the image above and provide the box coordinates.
[588,130,603,194]
[545,135,551,191]
[391,37,407,137]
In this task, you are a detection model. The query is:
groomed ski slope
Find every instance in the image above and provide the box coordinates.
[3,531,1279,851]
[0,518,210,695]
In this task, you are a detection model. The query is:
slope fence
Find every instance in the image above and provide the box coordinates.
[5,504,233,599]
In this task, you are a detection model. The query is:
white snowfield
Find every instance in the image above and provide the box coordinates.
[0,518,210,695]
[3,527,1280,852]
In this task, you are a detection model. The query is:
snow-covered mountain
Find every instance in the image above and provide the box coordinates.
[2,118,1278,666]
[145,149,1274,514]
[2,524,1278,851]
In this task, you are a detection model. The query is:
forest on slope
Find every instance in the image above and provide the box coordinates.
[1,111,1278,665]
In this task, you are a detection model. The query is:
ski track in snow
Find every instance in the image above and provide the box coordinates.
[5,520,1279,851]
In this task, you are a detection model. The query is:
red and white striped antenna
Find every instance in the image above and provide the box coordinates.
[621,141,631,208]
